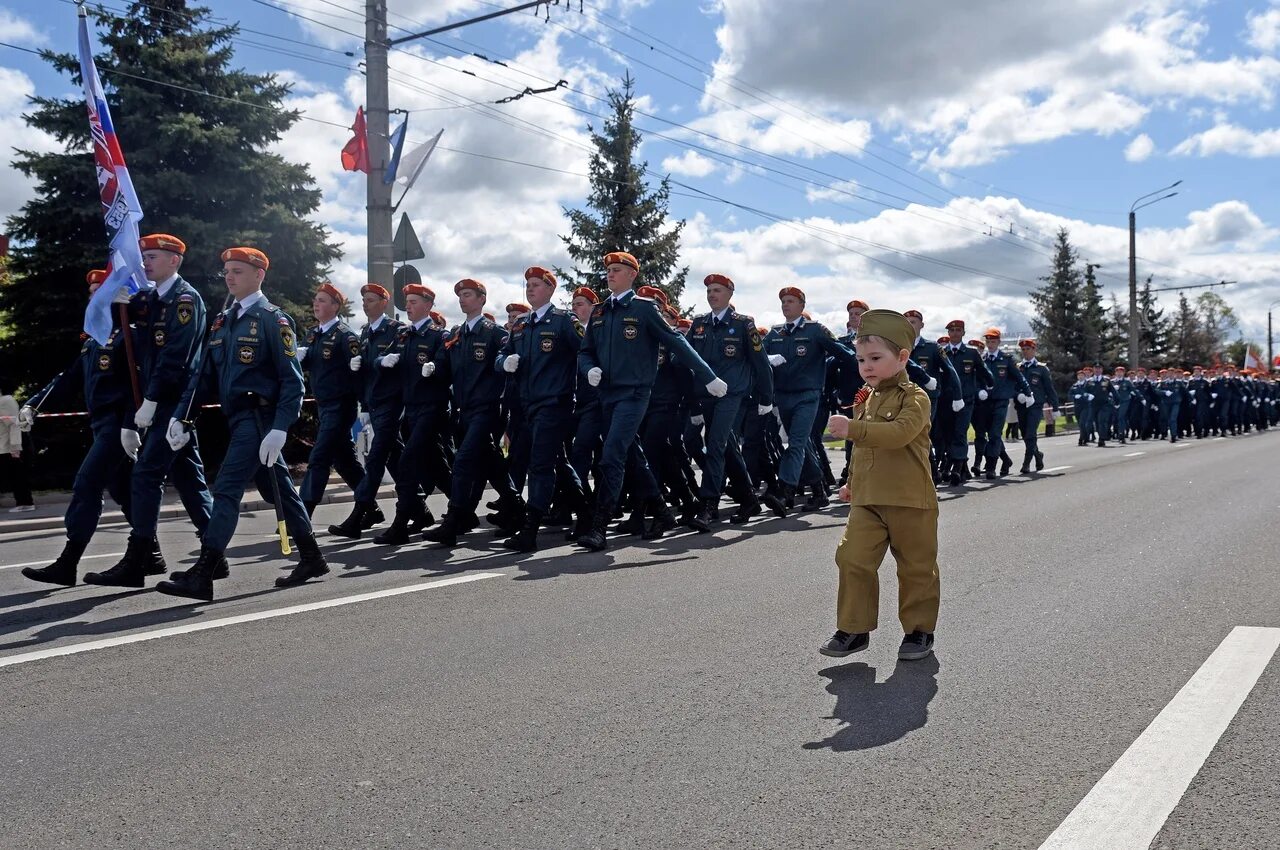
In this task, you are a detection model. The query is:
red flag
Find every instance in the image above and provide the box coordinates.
[341,106,369,173]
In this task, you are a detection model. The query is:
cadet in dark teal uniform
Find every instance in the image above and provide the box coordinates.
[297,282,364,516]
[21,271,143,586]
[1070,368,1094,444]
[686,273,772,527]
[935,319,993,483]
[577,252,724,552]
[1187,365,1210,438]
[1088,365,1117,447]
[158,247,328,601]
[88,233,215,588]
[566,286,604,542]
[977,328,1033,477]
[1015,339,1058,472]
[904,310,960,483]
[496,266,586,552]
[1111,365,1135,444]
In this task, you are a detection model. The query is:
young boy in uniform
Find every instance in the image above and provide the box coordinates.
[821,309,940,661]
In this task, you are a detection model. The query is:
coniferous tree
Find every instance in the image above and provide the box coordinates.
[3,0,339,390]
[1136,277,1173,367]
[1080,262,1107,366]
[1029,228,1085,396]
[557,72,688,306]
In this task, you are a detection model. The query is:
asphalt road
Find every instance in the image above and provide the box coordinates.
[0,430,1277,849]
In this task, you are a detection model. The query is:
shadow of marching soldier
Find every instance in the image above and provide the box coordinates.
[803,656,940,752]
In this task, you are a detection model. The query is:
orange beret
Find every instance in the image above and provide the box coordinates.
[847,299,869,312]
[361,283,390,300]
[429,310,446,328]
[524,266,557,286]
[967,339,983,348]
[454,278,486,296]
[756,326,769,336]
[1018,338,1037,348]
[779,286,806,303]
[221,247,269,270]
[572,286,599,305]
[802,311,812,320]
[603,251,639,271]
[983,327,1002,339]
[86,269,108,286]
[316,282,346,306]
[505,302,531,314]
[403,283,435,300]
[936,336,950,344]
[704,273,734,290]
[903,309,923,320]
[636,285,667,303]
[139,233,186,255]
[483,311,496,322]
[677,318,693,329]
[946,319,965,331]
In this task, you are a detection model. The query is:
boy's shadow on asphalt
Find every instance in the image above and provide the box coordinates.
[803,656,940,752]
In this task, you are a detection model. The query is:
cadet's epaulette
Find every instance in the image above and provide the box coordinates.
[735,313,755,325]
[591,304,605,318]
[771,323,786,332]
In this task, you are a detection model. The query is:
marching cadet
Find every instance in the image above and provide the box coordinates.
[566,286,604,542]
[975,328,1033,478]
[296,282,364,516]
[762,286,854,515]
[1156,368,1182,441]
[1070,368,1094,444]
[686,273,772,527]
[1187,365,1211,438]
[576,252,725,552]
[1087,364,1117,448]
[905,310,960,484]
[1015,339,1058,472]
[641,302,705,532]
[159,247,328,601]
[936,319,993,484]
[87,233,214,588]
[21,271,144,586]
[373,283,449,544]
[1111,366,1135,444]
[505,301,531,329]
[495,266,586,552]
[821,309,940,661]
[328,283,399,538]
[424,279,524,547]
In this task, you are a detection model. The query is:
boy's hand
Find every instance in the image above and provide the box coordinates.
[827,413,850,439]
[837,484,850,503]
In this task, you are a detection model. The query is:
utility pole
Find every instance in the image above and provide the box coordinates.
[1269,299,1280,373]
[1127,181,1181,369]
[365,0,393,314]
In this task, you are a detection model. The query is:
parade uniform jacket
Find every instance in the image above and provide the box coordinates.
[358,316,405,409]
[1187,376,1210,408]
[833,333,933,410]
[30,327,133,415]
[133,276,207,406]
[980,350,1031,402]
[845,370,936,511]
[390,320,449,408]
[911,338,962,401]
[1017,360,1059,407]
[650,341,695,410]
[940,344,994,400]
[497,306,583,410]
[182,296,303,432]
[688,309,773,402]
[1086,375,1117,409]
[445,317,506,413]
[299,320,361,403]
[1112,376,1135,405]
[579,290,716,391]
[1069,380,1092,413]
[762,318,850,395]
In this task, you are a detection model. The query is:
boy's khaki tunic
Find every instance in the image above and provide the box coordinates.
[835,369,941,635]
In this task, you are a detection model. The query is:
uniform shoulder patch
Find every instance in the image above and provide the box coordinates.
[821,324,835,338]
[736,313,755,325]
[276,315,292,326]
[573,317,585,337]
[591,305,605,318]
[177,293,195,303]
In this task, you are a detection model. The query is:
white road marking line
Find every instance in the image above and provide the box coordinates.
[1038,626,1280,850]
[0,572,502,669]
[1041,466,1072,473]
[1213,437,1226,441]
[0,552,122,572]
[1174,442,1192,447]
[1123,452,1145,457]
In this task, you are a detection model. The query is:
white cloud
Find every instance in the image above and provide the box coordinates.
[1246,6,1280,52]
[1171,122,1280,157]
[662,150,719,177]
[1125,132,1156,161]
[0,9,44,45]
[0,66,62,226]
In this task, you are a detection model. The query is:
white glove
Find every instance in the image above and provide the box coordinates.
[757,404,773,416]
[111,285,132,305]
[1164,390,1172,397]
[690,415,705,426]
[421,362,436,378]
[1191,398,1197,405]
[503,354,520,374]
[358,411,371,428]
[349,355,362,371]
[952,399,965,412]
[1211,393,1218,399]
[587,367,602,387]
[925,376,938,391]
[296,346,309,362]
[978,389,989,401]
[767,354,786,367]
[133,398,157,429]
[17,406,34,432]
[379,353,401,368]
[706,377,729,398]
[1016,393,1030,406]
[165,418,190,452]
[258,428,287,467]
[120,428,142,460]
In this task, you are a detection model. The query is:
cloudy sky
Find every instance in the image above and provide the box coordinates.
[4,0,1280,342]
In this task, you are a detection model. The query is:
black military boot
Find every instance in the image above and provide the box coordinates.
[423,511,462,547]
[576,501,612,552]
[83,534,152,588]
[641,499,676,541]
[276,534,330,587]
[971,460,984,477]
[619,502,647,536]
[763,482,793,518]
[566,500,594,542]
[999,452,1013,476]
[155,546,220,601]
[1034,451,1045,471]
[984,458,997,481]
[144,538,168,576]
[684,497,713,533]
[730,494,763,524]
[406,506,434,534]
[805,484,830,510]
[1020,451,1032,475]
[21,539,87,587]
[168,550,230,581]
[488,493,526,537]
[372,511,413,545]
[946,459,962,486]
[502,508,543,553]
[328,502,370,540]
[361,504,386,529]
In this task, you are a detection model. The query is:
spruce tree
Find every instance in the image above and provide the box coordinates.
[1136,277,1172,367]
[1029,228,1085,396]
[557,72,688,306]
[1080,262,1107,366]
[3,0,339,390]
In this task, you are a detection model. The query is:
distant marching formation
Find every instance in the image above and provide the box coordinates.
[16,234,1278,602]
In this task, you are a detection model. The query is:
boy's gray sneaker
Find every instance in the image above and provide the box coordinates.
[898,631,935,660]
[819,630,869,657]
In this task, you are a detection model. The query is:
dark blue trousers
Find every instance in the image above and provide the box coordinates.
[300,396,363,505]
[65,410,135,544]
[354,401,403,505]
[204,411,310,551]
[130,400,212,538]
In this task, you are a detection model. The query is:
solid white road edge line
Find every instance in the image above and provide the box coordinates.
[0,552,122,571]
[1038,625,1280,850]
[1123,452,1145,457]
[0,572,502,670]
[1041,466,1072,473]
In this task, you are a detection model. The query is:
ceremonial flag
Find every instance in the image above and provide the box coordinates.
[78,6,149,345]
[394,128,443,192]
[341,106,370,173]
[383,115,408,185]
[1244,344,1262,371]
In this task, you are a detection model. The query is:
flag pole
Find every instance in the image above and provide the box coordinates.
[117,301,143,409]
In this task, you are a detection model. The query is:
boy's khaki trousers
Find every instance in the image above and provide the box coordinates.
[835,505,940,634]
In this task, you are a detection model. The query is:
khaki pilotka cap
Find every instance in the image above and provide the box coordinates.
[857,309,916,353]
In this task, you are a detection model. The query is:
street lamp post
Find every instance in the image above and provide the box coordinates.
[1128,181,1182,370]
